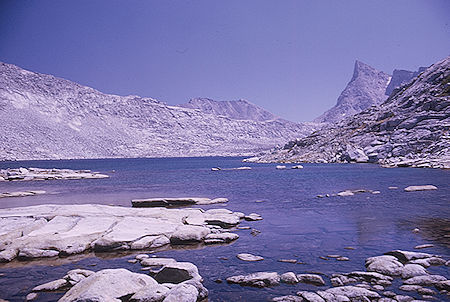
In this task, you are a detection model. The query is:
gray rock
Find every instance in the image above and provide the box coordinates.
[394,295,414,302]
[403,275,447,286]
[297,291,325,302]
[404,185,438,192]
[170,225,211,244]
[154,262,201,284]
[435,280,450,291]
[204,232,239,244]
[296,274,326,286]
[272,295,304,302]
[59,269,157,302]
[140,258,177,267]
[280,272,299,284]
[129,283,170,302]
[325,285,381,300]
[385,250,433,263]
[226,272,280,287]
[32,279,69,291]
[365,255,404,276]
[25,293,38,301]
[18,248,59,259]
[236,253,264,261]
[316,290,350,302]
[244,213,263,221]
[399,285,422,291]
[414,244,434,249]
[162,283,198,302]
[401,264,428,279]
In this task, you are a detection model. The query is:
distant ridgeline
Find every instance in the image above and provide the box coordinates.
[245,56,450,169]
[0,62,316,161]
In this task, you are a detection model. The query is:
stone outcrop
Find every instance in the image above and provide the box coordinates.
[131,197,228,207]
[0,62,315,160]
[29,259,207,302]
[267,249,448,301]
[0,167,108,181]
[246,56,450,169]
[0,204,249,262]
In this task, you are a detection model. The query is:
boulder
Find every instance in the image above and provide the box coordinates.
[276,165,287,169]
[297,291,325,302]
[324,286,380,300]
[162,283,198,302]
[59,269,157,302]
[244,213,263,221]
[129,283,170,302]
[403,275,447,286]
[169,225,210,244]
[296,274,326,286]
[280,272,299,284]
[384,250,432,263]
[401,264,428,279]
[154,262,201,284]
[204,232,239,244]
[32,279,69,291]
[226,272,280,287]
[365,255,404,276]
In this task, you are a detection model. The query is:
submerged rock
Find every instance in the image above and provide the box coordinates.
[236,253,264,261]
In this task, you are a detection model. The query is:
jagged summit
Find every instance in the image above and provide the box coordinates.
[315,60,392,123]
[178,98,279,122]
[0,61,315,160]
[246,56,450,169]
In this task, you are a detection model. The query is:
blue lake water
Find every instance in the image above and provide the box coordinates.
[0,157,449,301]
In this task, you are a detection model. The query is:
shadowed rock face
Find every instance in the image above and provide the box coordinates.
[314,60,392,123]
[178,98,279,122]
[385,68,427,96]
[246,56,450,168]
[0,62,315,160]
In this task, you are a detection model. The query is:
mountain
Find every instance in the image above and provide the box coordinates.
[314,61,392,123]
[385,67,426,96]
[245,56,450,169]
[178,98,279,121]
[0,62,315,161]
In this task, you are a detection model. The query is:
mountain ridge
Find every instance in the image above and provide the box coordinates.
[0,61,315,161]
[245,56,450,168]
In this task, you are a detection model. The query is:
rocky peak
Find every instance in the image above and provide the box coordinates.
[178,98,279,122]
[315,60,391,123]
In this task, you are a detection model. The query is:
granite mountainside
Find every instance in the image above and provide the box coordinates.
[0,62,315,160]
[245,56,450,169]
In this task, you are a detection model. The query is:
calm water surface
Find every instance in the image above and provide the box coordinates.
[0,157,449,301]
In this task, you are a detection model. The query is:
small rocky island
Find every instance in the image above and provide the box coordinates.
[0,167,109,181]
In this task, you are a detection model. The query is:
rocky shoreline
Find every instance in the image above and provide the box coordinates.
[0,204,258,262]
[0,167,109,181]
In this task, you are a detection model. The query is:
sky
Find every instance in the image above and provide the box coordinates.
[0,1,449,122]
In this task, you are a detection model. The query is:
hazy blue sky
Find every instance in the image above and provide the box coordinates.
[1,1,449,122]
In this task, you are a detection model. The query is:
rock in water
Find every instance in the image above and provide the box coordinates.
[236,253,264,261]
[58,269,157,301]
[404,185,438,192]
[226,272,280,287]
